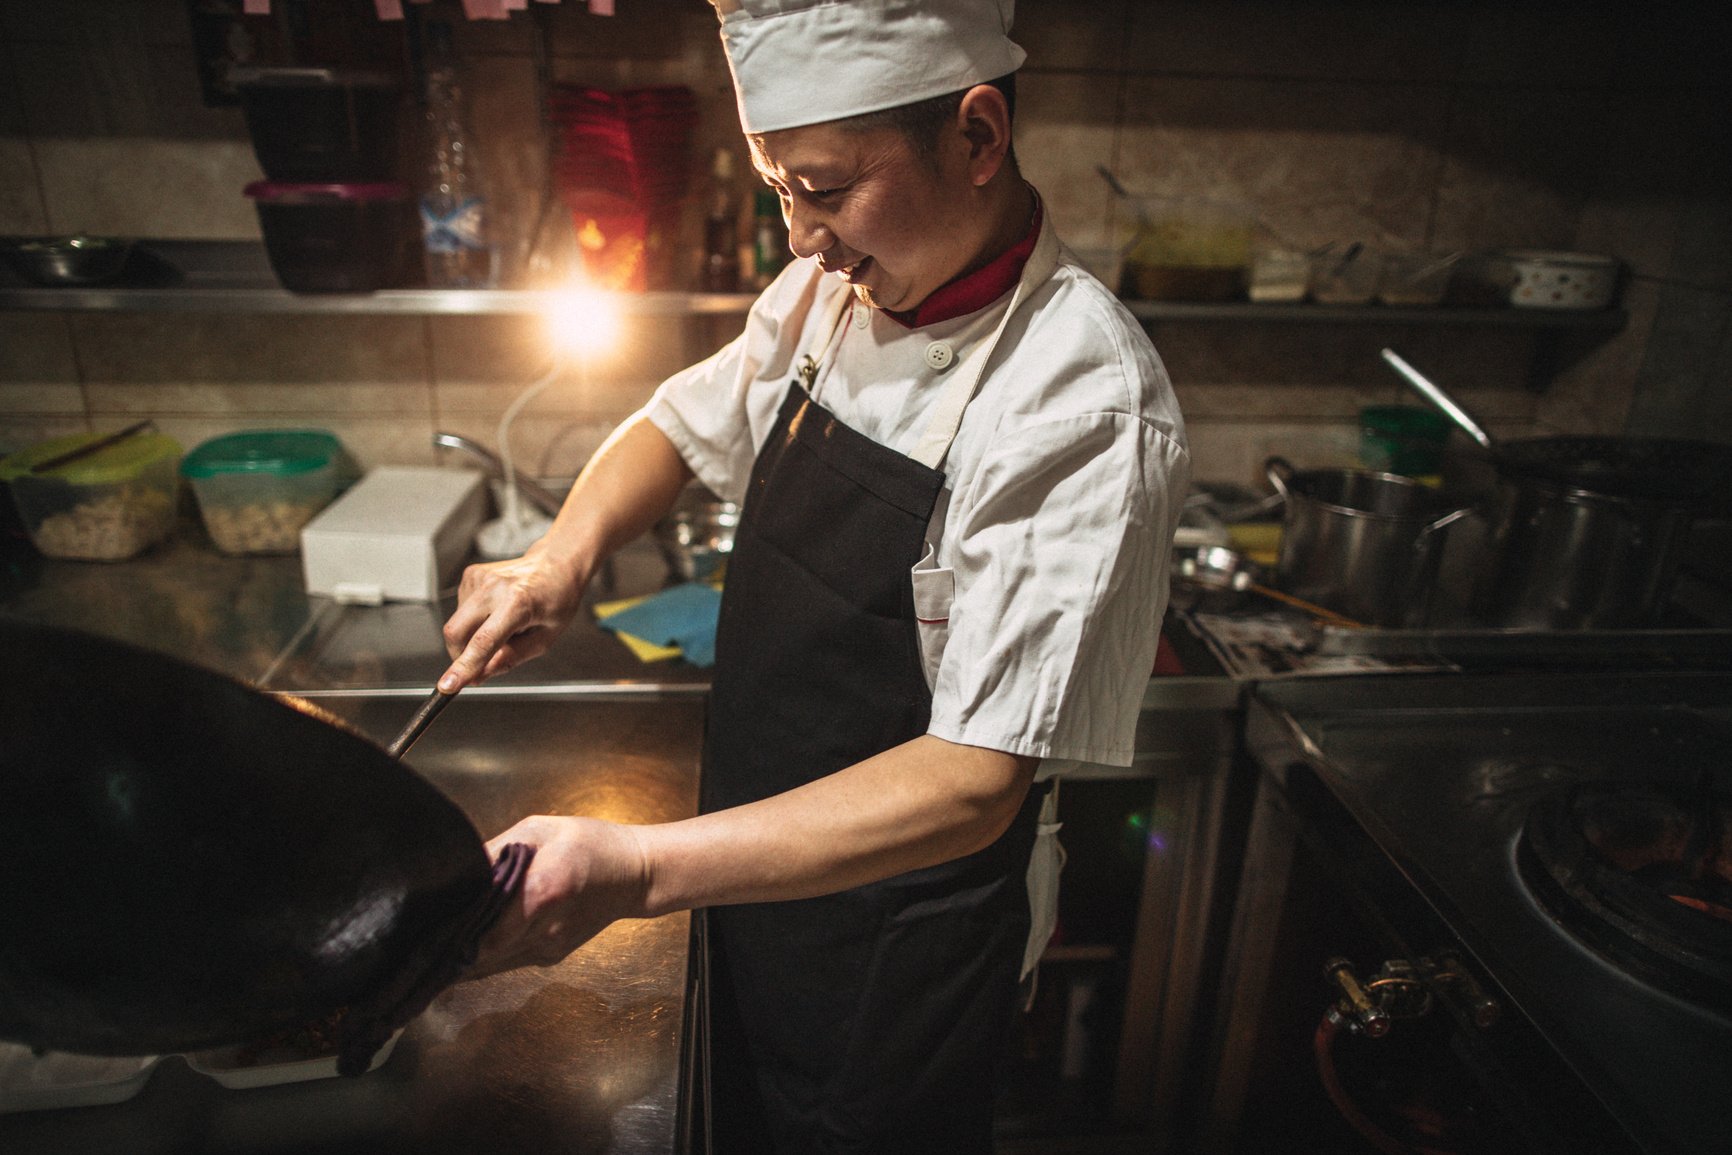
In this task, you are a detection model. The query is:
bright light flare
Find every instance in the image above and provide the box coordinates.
[543,287,623,361]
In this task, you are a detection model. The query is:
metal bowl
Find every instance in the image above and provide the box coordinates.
[3,235,135,286]
[653,492,739,583]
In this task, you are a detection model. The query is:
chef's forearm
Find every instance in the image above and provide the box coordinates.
[631,735,1038,916]
[531,411,694,581]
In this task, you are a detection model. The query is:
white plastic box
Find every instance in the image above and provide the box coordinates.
[300,466,486,602]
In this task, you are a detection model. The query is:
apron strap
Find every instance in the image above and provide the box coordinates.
[799,285,854,403]
[906,211,1062,472]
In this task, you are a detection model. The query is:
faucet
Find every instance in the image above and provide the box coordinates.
[433,431,566,518]
[431,431,616,596]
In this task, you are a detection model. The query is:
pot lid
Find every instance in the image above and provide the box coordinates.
[181,429,341,479]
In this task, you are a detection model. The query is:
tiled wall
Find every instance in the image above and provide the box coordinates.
[2,0,1727,488]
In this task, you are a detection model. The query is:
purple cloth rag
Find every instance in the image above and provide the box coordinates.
[335,842,535,1076]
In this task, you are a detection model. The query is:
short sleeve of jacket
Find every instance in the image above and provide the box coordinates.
[925,330,1189,769]
[643,263,829,503]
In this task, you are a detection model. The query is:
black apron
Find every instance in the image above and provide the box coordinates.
[700,380,1043,1155]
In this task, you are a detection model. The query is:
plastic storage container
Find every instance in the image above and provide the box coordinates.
[0,431,182,561]
[1309,242,1382,305]
[233,67,402,183]
[181,430,343,555]
[244,181,414,293]
[1117,197,1253,302]
[1376,251,1458,307]
[1248,247,1310,303]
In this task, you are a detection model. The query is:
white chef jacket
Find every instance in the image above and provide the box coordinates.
[650,214,1187,774]
[648,208,1187,976]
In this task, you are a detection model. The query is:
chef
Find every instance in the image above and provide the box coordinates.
[438,1,1188,1150]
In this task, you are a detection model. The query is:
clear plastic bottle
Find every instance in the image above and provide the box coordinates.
[418,21,495,288]
[700,148,741,292]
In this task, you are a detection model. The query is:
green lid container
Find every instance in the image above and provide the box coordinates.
[180,429,340,479]
[179,430,344,555]
[1360,405,1450,477]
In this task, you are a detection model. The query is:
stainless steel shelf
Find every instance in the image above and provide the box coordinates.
[0,241,1630,330]
[0,240,758,316]
[1122,298,1628,329]
[0,284,759,315]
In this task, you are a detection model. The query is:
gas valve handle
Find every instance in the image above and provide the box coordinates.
[1324,957,1390,1038]
[1431,952,1502,1029]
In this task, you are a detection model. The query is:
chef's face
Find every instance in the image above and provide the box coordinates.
[748,117,984,313]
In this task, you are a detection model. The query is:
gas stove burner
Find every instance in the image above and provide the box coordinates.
[1518,777,1732,1011]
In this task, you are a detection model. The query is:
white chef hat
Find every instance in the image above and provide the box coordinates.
[712,0,1026,135]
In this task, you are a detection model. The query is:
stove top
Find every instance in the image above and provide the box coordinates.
[1519,779,1732,1013]
[1248,670,1732,1155]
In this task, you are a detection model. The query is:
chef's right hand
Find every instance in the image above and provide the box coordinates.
[439,550,587,692]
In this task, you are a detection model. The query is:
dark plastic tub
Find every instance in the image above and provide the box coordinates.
[234,68,402,183]
[244,181,413,294]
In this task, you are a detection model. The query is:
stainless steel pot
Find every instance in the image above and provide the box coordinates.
[1266,456,1471,628]
[1381,348,1732,628]
[1473,474,1700,629]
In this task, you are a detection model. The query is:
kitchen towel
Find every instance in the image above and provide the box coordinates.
[336,841,534,1077]
[596,581,722,667]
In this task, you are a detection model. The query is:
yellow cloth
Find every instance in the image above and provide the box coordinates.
[592,593,682,663]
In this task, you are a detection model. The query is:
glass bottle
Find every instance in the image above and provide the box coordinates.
[751,187,789,290]
[700,148,741,292]
[418,21,495,289]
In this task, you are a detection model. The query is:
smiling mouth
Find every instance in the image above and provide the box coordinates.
[827,256,871,281]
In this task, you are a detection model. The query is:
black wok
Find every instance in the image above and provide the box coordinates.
[1380,347,1732,513]
[1381,348,1732,627]
[0,619,514,1067]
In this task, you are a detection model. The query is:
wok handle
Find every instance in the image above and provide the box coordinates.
[387,688,456,760]
[1379,348,1495,452]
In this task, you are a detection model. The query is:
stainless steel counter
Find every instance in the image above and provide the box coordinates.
[0,529,707,1154]
[0,525,710,691]
[0,523,1240,1150]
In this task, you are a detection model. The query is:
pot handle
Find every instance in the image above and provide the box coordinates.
[1265,456,1296,501]
[1419,504,1474,541]
[1420,505,1475,536]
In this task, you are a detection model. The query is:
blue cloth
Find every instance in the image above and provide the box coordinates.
[596,582,722,668]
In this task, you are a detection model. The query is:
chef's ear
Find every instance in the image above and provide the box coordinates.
[957,83,1014,185]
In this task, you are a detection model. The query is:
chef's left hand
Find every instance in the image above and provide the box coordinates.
[468,814,652,977]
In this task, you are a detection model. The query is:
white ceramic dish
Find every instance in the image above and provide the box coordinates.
[184,1029,401,1090]
[0,1044,161,1114]
[1504,249,1620,310]
[0,1028,403,1111]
